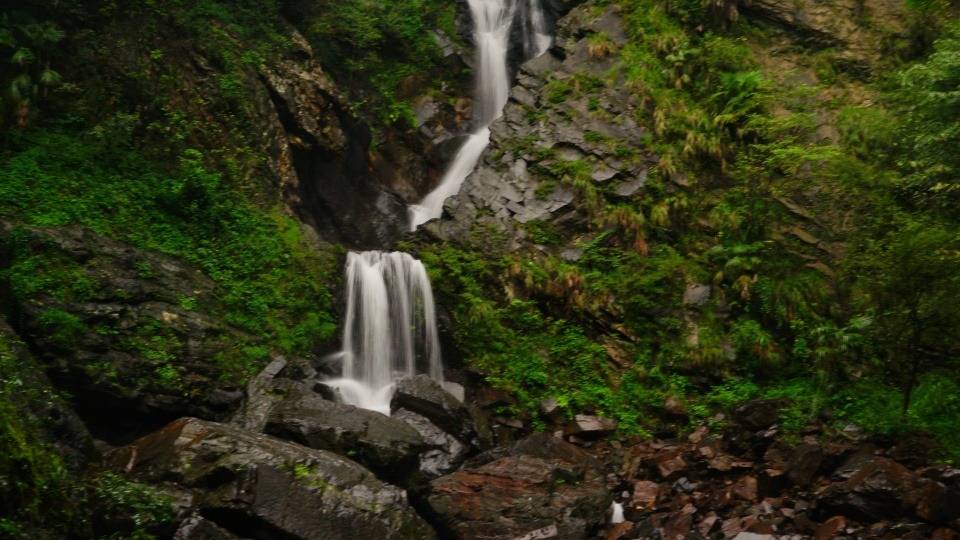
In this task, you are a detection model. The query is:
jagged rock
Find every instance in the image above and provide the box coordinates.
[439,3,648,247]
[743,0,906,71]
[426,452,610,539]
[231,356,291,432]
[263,387,425,481]
[391,375,474,442]
[565,414,617,437]
[626,481,662,520]
[819,456,925,522]
[111,418,435,540]
[393,408,469,478]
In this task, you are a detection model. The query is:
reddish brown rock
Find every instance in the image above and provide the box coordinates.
[814,515,847,540]
[656,450,688,479]
[699,514,719,536]
[732,476,759,502]
[629,480,661,516]
[427,453,610,539]
[606,521,634,540]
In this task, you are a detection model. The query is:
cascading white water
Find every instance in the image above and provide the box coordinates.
[409,0,552,230]
[329,1,556,414]
[325,251,442,415]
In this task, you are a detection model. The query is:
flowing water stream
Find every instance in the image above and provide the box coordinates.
[409,0,552,230]
[329,0,553,414]
[324,252,442,415]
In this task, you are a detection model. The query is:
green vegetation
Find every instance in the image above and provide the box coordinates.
[413,0,960,462]
[303,0,464,125]
[0,329,76,537]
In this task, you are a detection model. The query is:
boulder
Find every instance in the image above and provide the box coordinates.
[393,408,470,478]
[426,452,610,539]
[564,415,617,438]
[263,388,426,482]
[734,399,789,431]
[818,456,923,522]
[465,432,601,472]
[111,418,435,540]
[786,443,824,486]
[391,375,474,442]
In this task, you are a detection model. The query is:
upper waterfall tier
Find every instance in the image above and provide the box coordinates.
[409,0,553,230]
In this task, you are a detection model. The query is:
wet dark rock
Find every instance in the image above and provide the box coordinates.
[111,418,435,540]
[391,375,474,443]
[818,456,923,522]
[426,452,610,539]
[393,408,469,478]
[786,443,824,486]
[0,318,95,469]
[263,387,426,481]
[734,399,789,431]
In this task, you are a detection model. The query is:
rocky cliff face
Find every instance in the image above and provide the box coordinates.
[434,3,650,244]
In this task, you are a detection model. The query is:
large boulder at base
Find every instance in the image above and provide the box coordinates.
[426,434,610,539]
[110,418,436,540]
[263,387,426,482]
[391,375,474,442]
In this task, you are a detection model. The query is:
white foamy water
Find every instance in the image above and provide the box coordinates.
[410,0,553,230]
[326,251,442,414]
[610,502,625,524]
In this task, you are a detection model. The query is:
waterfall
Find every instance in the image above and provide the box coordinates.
[408,0,552,230]
[325,251,442,415]
[328,1,557,414]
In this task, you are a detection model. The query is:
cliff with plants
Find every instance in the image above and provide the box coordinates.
[1,0,960,539]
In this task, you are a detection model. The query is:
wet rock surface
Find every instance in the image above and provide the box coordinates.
[391,374,475,443]
[435,2,653,244]
[110,417,436,540]
[426,433,611,540]
[602,412,960,540]
[263,385,427,482]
